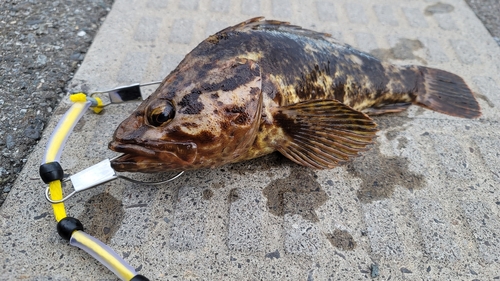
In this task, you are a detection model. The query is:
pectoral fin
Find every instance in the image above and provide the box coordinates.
[362,102,411,115]
[273,100,378,169]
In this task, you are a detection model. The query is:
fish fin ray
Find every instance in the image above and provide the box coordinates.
[290,136,350,162]
[292,133,369,156]
[415,67,481,118]
[288,143,328,169]
[273,100,378,169]
[213,17,335,42]
[362,102,412,116]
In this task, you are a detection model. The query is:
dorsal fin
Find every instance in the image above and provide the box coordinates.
[213,17,334,41]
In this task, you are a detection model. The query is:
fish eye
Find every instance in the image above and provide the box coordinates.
[147,100,175,127]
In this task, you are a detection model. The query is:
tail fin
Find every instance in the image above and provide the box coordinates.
[414,66,481,118]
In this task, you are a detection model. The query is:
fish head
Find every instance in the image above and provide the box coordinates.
[109,57,263,172]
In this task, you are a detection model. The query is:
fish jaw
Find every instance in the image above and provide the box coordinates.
[108,110,199,172]
[109,141,198,172]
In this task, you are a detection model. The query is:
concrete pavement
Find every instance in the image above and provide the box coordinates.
[2,0,500,280]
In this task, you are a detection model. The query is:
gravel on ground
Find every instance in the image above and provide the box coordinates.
[0,0,114,207]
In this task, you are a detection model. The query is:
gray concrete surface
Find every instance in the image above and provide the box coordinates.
[466,0,500,45]
[3,0,500,212]
[0,0,114,207]
[2,0,500,280]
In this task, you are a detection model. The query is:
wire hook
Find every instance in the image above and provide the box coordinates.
[45,158,184,204]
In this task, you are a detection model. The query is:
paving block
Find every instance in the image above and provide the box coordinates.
[160,54,184,80]
[354,32,378,53]
[460,201,500,263]
[146,0,169,9]
[169,186,208,251]
[283,214,321,256]
[110,184,158,246]
[316,1,338,22]
[402,7,429,28]
[420,37,449,63]
[133,17,161,42]
[116,52,150,83]
[169,18,194,44]
[227,188,265,251]
[111,207,151,246]
[179,0,199,11]
[432,13,458,31]
[362,200,404,259]
[429,133,475,181]
[373,5,399,26]
[205,20,230,37]
[210,0,230,13]
[473,76,500,107]
[382,130,429,176]
[386,35,426,61]
[450,39,480,65]
[241,0,261,15]
[345,2,368,24]
[411,198,460,261]
[473,135,500,182]
[272,0,293,19]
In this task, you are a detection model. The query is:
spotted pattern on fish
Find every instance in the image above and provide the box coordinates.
[109,17,480,172]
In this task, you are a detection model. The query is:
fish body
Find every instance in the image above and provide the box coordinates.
[109,17,480,172]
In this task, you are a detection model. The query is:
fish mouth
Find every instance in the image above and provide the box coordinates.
[108,141,197,172]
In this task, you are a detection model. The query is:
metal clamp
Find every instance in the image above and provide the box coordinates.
[45,158,184,203]
[90,81,162,107]
[45,159,117,203]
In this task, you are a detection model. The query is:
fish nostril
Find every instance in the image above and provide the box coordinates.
[117,124,151,141]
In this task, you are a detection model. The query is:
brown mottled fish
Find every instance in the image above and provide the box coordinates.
[109,17,481,172]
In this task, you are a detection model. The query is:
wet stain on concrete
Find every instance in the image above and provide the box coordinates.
[397,136,409,150]
[325,229,357,251]
[475,93,495,108]
[414,106,427,117]
[229,188,240,202]
[227,152,288,175]
[202,188,213,200]
[347,144,425,203]
[263,167,328,222]
[372,111,411,130]
[370,38,427,64]
[211,181,225,189]
[72,117,86,132]
[385,129,409,150]
[425,3,454,15]
[82,193,124,243]
[385,130,400,141]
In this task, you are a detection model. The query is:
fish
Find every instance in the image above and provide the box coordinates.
[108,17,481,173]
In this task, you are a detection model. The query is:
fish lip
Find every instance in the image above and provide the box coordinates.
[108,141,198,165]
[109,142,157,157]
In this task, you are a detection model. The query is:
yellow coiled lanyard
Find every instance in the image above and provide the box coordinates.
[40,83,183,281]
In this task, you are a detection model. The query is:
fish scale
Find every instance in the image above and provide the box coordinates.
[109,17,480,172]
